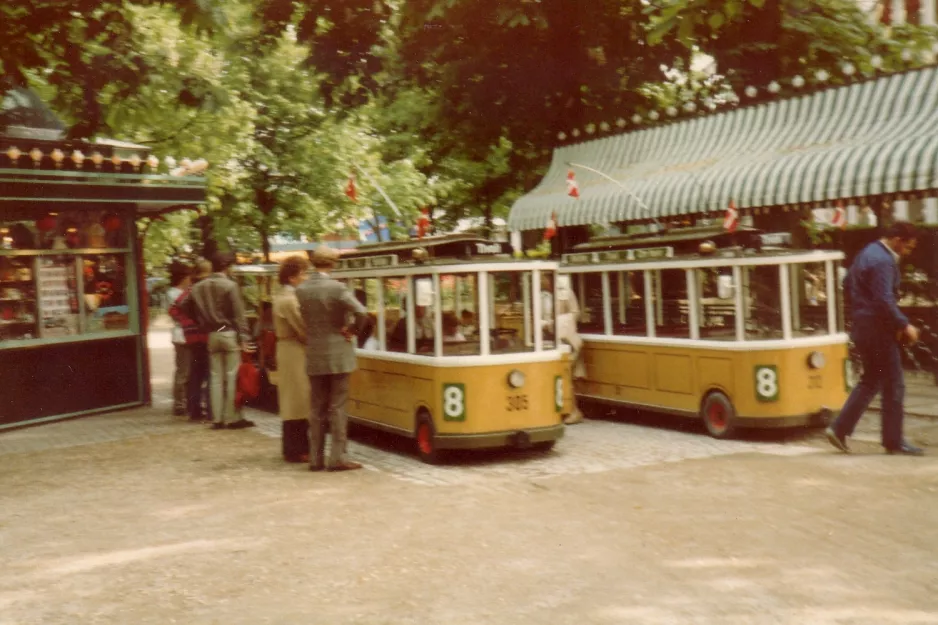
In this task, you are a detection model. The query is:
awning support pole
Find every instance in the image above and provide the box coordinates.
[353,162,402,218]
[566,161,660,228]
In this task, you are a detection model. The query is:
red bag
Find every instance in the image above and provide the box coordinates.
[235,356,262,407]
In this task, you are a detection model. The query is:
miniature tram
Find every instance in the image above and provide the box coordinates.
[558,227,851,438]
[232,234,573,463]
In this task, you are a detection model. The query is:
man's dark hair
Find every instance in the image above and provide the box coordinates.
[211,251,236,272]
[278,255,310,286]
[884,221,918,241]
[168,261,192,287]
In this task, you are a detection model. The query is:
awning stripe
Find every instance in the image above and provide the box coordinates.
[509,66,938,231]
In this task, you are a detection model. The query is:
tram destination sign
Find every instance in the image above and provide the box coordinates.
[338,254,398,270]
[564,246,674,265]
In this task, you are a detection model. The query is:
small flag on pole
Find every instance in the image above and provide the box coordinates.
[723,200,739,233]
[566,170,580,199]
[417,207,430,239]
[345,174,358,203]
[831,201,847,230]
[544,211,558,241]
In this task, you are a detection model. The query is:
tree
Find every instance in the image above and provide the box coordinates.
[1,0,225,138]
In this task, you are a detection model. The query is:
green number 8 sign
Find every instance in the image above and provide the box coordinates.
[754,365,779,402]
[442,383,466,421]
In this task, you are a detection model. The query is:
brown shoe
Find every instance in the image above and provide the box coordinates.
[327,461,363,472]
[308,463,325,472]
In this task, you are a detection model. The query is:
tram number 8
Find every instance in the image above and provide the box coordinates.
[442,383,466,421]
[754,365,780,402]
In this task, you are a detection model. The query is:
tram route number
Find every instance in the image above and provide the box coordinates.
[507,394,529,412]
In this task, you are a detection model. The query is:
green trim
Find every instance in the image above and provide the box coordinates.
[0,330,136,351]
[0,167,205,185]
[442,382,467,421]
[0,248,130,257]
[0,401,143,432]
[754,365,780,402]
[554,375,563,412]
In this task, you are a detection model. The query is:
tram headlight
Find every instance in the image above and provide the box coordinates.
[807,351,826,369]
[507,369,526,389]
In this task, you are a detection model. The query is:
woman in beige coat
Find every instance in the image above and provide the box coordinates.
[273,256,311,462]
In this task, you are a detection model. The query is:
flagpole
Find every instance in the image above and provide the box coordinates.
[566,161,660,228]
[352,163,402,218]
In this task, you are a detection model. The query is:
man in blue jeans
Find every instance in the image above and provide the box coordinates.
[827,221,923,456]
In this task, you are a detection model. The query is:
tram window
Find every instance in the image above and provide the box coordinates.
[610,271,648,337]
[695,267,737,341]
[383,277,408,352]
[490,271,535,354]
[648,269,690,339]
[573,273,604,334]
[439,273,480,356]
[790,262,830,337]
[743,266,784,340]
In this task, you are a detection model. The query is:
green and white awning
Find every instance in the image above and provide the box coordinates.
[509,66,938,231]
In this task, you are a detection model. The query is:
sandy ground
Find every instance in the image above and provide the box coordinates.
[2,327,938,624]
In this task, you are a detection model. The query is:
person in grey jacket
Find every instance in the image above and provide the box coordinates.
[826,221,922,456]
[296,245,368,472]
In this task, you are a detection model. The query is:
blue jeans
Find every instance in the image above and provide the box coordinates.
[832,318,905,449]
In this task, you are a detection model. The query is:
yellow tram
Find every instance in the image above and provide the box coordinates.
[234,235,573,462]
[560,229,851,438]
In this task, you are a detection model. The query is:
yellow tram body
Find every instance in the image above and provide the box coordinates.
[561,232,851,437]
[349,355,569,450]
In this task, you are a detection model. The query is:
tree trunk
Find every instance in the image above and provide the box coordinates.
[260,224,272,263]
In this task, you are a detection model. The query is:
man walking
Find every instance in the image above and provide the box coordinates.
[296,245,367,472]
[170,259,213,421]
[184,252,255,430]
[826,221,923,456]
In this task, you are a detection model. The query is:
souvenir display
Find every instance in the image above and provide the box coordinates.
[37,256,79,338]
[0,257,38,341]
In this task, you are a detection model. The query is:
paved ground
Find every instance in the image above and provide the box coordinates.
[2,326,938,624]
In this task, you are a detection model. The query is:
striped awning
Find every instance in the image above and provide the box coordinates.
[508,65,938,231]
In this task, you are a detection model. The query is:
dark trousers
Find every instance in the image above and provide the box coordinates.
[282,420,309,461]
[187,342,211,419]
[308,373,351,468]
[832,319,906,449]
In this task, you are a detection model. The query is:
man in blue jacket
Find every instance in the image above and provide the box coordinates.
[827,221,923,455]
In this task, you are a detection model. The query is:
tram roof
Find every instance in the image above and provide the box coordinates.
[340,233,510,261]
[572,225,764,253]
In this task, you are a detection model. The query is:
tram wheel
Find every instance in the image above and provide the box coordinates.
[415,412,444,465]
[700,391,737,439]
[533,440,556,453]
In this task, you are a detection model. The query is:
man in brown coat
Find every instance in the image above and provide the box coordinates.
[295,245,368,471]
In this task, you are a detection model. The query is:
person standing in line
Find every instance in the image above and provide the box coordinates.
[296,245,367,472]
[826,221,923,456]
[170,259,213,421]
[183,252,255,430]
[166,262,193,416]
[273,255,312,463]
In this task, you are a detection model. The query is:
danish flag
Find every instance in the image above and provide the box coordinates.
[344,174,357,203]
[723,200,739,233]
[831,201,847,230]
[544,211,558,241]
[566,170,580,199]
[417,207,430,239]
